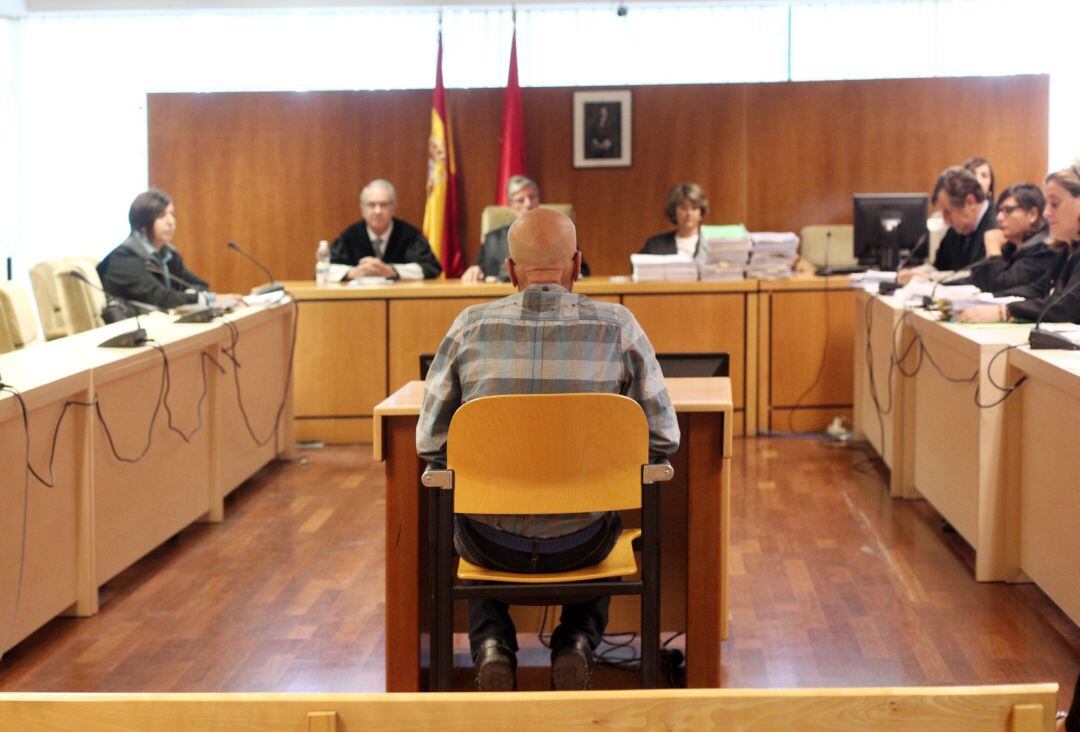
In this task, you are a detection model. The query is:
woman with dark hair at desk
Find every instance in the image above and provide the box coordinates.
[640,182,708,257]
[960,165,1080,323]
[98,189,239,310]
[968,183,1056,294]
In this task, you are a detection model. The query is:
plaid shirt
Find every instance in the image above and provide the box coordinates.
[416,284,680,538]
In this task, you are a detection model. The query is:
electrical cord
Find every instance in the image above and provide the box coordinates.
[0,383,35,666]
[974,343,1027,409]
[219,296,298,448]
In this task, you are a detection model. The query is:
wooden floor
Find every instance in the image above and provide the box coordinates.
[0,438,1077,709]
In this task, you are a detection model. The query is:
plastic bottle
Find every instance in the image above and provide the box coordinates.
[315,240,331,285]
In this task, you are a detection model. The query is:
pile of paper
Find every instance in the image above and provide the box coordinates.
[850,270,898,293]
[698,225,751,281]
[747,232,799,279]
[630,253,698,282]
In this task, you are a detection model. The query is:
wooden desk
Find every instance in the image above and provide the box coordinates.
[903,314,1032,581]
[0,302,294,652]
[1004,348,1080,625]
[374,377,733,691]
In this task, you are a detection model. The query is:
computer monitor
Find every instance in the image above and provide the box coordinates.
[853,194,929,270]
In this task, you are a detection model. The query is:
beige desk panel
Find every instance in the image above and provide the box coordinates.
[294,299,387,418]
[623,293,746,410]
[769,289,855,408]
[0,394,84,651]
[1017,370,1080,625]
[388,298,495,394]
[912,337,981,549]
[217,307,294,496]
[907,317,1030,581]
[92,348,214,586]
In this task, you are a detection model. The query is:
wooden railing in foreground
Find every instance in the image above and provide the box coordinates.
[0,684,1058,731]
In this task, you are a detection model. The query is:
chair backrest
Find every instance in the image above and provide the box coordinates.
[447,393,648,515]
[0,282,43,353]
[799,225,856,267]
[55,259,107,335]
[480,204,576,239]
[656,352,729,378]
[0,684,1059,730]
[30,256,99,339]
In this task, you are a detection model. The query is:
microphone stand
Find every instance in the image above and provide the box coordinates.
[66,270,149,348]
[227,242,285,295]
[143,261,214,323]
[1028,279,1080,350]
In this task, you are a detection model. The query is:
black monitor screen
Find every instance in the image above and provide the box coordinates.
[853,194,929,270]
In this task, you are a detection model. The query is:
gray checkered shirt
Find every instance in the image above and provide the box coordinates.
[416,284,680,538]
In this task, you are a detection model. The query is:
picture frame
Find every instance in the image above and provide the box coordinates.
[573,90,632,168]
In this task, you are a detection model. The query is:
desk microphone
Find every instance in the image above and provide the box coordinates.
[66,270,149,348]
[1028,279,1080,350]
[226,242,285,295]
[143,261,214,323]
[896,231,929,273]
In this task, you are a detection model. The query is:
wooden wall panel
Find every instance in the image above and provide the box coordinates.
[149,76,1047,293]
[745,76,1049,232]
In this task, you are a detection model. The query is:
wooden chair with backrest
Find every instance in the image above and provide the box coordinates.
[421,392,673,691]
[29,256,99,340]
[55,260,107,336]
[0,684,1060,730]
[0,281,44,354]
[480,204,575,240]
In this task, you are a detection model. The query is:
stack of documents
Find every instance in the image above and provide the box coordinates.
[747,232,799,279]
[630,253,698,282]
[850,270,898,291]
[698,225,751,281]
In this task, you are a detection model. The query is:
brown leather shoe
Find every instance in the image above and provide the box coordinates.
[475,638,516,691]
[551,633,594,690]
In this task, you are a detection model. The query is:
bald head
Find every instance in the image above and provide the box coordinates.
[506,208,579,290]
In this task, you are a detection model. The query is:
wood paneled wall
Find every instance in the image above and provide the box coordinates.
[148,75,1048,293]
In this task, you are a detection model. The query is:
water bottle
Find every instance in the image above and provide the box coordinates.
[315,240,331,285]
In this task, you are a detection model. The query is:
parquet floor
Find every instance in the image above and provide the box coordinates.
[0,438,1077,709]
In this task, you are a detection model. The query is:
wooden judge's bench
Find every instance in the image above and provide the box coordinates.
[286,275,856,444]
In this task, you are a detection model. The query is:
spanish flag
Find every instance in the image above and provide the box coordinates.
[422,27,462,278]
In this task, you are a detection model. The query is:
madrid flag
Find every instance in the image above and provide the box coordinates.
[495,26,526,205]
[422,28,463,277]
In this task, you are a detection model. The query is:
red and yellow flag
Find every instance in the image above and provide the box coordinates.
[422,27,462,277]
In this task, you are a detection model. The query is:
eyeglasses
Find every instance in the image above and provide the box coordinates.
[998,205,1023,215]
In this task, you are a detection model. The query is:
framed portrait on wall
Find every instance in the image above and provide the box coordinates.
[573,90,632,168]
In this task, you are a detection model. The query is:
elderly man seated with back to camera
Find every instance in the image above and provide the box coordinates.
[417,208,679,691]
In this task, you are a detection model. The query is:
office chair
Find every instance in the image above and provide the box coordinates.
[55,260,107,335]
[480,204,575,240]
[30,257,99,340]
[421,392,673,691]
[0,281,44,353]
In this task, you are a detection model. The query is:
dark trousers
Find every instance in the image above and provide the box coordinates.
[454,513,623,660]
